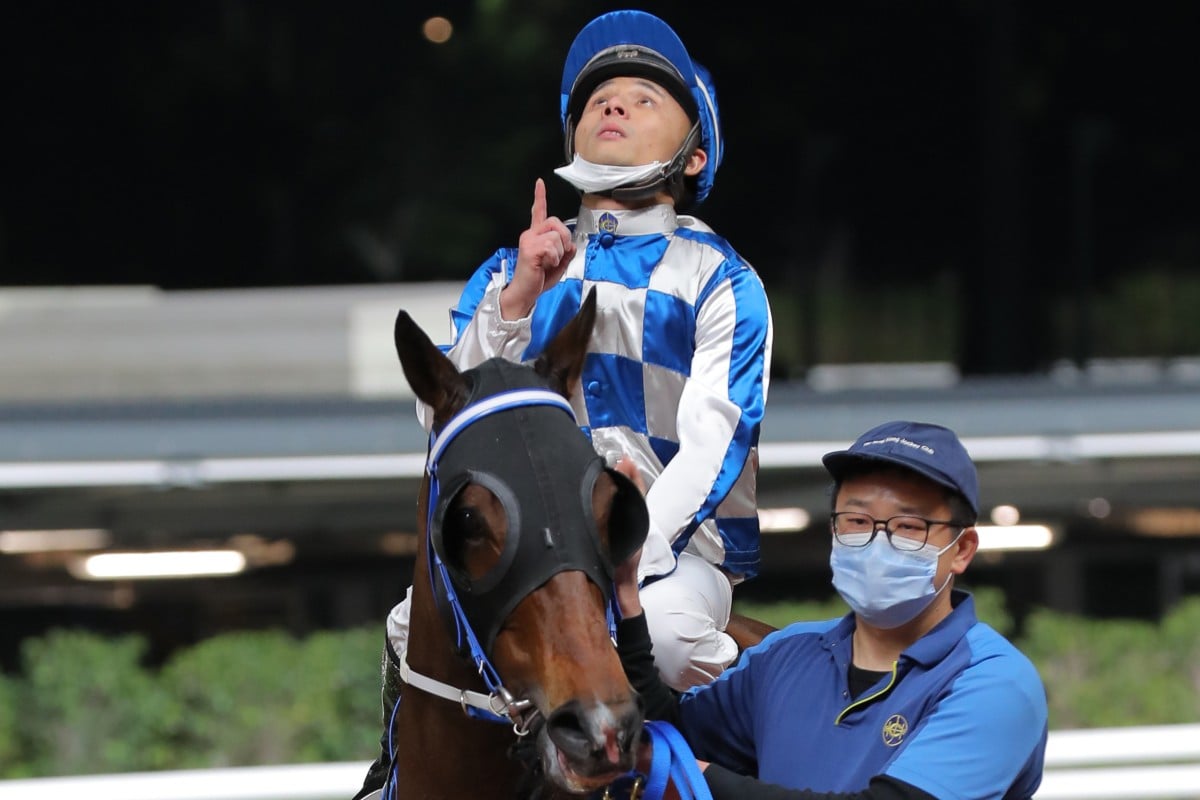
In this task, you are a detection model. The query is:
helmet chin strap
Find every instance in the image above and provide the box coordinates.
[563,121,701,205]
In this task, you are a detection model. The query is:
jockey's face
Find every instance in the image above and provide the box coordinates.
[572,75,706,177]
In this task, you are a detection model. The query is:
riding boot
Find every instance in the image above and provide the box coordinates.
[351,636,405,800]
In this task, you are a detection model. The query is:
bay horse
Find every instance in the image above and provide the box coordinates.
[366,289,651,799]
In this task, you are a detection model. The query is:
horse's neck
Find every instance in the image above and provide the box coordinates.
[391,580,529,798]
[393,683,523,798]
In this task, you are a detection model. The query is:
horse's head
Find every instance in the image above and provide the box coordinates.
[393,289,648,795]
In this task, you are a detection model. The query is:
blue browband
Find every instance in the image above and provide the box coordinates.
[426,388,575,468]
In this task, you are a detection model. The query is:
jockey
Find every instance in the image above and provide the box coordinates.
[412,4,774,692]
[355,10,773,797]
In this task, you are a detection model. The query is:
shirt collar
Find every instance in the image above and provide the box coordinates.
[822,589,978,667]
[571,204,679,237]
[902,590,977,667]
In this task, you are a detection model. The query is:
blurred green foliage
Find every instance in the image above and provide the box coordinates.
[1020,596,1200,728]
[16,631,171,778]
[0,670,19,773]
[2,593,1198,779]
[1,626,383,779]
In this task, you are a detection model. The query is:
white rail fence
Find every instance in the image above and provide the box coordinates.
[0,723,1196,800]
[1036,723,1200,799]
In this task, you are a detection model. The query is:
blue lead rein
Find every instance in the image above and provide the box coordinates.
[603,720,713,800]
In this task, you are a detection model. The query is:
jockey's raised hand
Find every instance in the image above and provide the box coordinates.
[500,178,576,320]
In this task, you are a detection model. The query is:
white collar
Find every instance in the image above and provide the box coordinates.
[571,204,680,237]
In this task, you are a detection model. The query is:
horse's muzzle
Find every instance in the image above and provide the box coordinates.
[542,697,643,791]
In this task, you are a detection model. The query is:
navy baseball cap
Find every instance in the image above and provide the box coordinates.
[822,421,980,515]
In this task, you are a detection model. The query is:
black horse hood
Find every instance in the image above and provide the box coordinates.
[428,358,648,656]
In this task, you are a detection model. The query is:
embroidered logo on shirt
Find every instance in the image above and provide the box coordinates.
[598,212,619,234]
[882,714,908,747]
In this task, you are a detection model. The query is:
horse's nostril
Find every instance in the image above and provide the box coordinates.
[547,699,642,768]
[546,701,592,760]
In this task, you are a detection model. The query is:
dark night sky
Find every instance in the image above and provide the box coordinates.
[1,2,1196,370]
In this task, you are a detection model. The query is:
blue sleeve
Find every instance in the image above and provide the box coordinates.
[884,637,1048,800]
[444,247,517,351]
[668,255,772,575]
[677,652,761,775]
[715,264,771,444]
[676,625,810,776]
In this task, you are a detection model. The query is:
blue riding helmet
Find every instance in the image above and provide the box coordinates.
[560,9,723,206]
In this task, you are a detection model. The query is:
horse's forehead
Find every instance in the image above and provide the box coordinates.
[439,403,596,493]
[463,358,545,401]
[444,358,595,479]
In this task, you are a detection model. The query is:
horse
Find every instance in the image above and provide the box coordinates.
[364,289,652,800]
[724,613,777,652]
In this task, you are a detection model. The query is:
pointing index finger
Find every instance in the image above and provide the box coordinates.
[530,178,547,228]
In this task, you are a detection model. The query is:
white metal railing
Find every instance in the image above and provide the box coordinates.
[0,761,370,800]
[0,723,1198,800]
[1036,723,1200,799]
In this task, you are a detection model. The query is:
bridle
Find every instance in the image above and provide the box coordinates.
[400,386,619,734]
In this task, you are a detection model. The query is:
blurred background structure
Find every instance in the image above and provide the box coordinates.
[1,0,1199,671]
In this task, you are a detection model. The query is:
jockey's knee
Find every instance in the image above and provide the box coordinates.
[639,553,737,691]
[645,609,738,690]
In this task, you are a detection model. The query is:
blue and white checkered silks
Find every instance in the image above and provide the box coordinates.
[440,204,772,584]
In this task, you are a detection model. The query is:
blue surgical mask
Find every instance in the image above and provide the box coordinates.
[830,530,964,629]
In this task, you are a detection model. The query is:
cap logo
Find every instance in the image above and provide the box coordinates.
[598,212,619,233]
[861,436,935,457]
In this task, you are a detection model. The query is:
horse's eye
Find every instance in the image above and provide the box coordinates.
[442,503,490,567]
[446,504,489,539]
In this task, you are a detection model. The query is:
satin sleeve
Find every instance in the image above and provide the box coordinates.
[638,263,772,579]
[414,248,533,430]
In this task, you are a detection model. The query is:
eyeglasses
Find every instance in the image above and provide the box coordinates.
[830,511,966,552]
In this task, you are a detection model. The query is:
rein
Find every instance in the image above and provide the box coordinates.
[600,721,713,800]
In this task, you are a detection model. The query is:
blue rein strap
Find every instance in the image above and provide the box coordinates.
[602,720,713,800]
[606,592,620,642]
[646,720,712,800]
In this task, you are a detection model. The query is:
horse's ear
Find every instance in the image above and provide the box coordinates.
[534,287,597,399]
[394,310,469,426]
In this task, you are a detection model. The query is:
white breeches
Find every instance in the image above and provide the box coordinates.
[638,551,738,691]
